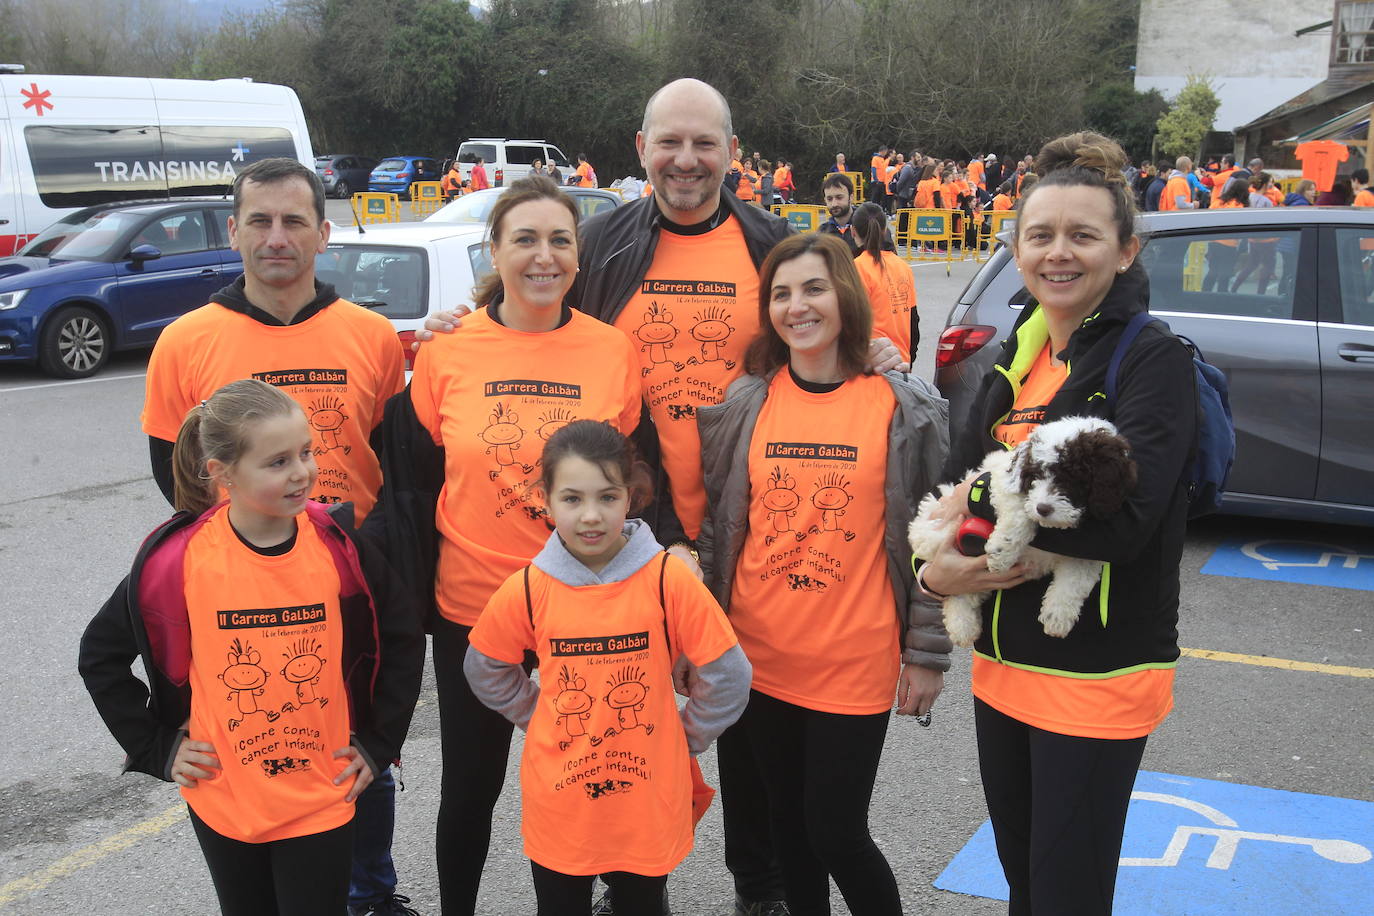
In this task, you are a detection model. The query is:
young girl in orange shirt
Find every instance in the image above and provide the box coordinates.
[79,379,424,916]
[466,420,750,915]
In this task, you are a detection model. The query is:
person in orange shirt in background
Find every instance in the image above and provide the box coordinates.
[853,202,919,359]
[575,153,597,188]
[830,152,847,173]
[1352,168,1374,206]
[991,181,1014,210]
[870,145,890,211]
[81,378,423,916]
[915,164,941,209]
[466,420,751,916]
[1159,156,1196,211]
[735,157,759,204]
[698,232,949,916]
[442,160,464,200]
[774,159,796,203]
[967,154,985,190]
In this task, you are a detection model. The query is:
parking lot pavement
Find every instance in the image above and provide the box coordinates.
[2,256,1370,914]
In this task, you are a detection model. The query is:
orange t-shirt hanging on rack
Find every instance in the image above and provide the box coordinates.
[1294,140,1349,193]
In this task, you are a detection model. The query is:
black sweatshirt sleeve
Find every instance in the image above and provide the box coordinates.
[629,399,689,548]
[149,437,176,507]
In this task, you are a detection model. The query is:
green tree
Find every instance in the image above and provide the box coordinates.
[1155,75,1219,160]
[1085,83,1170,163]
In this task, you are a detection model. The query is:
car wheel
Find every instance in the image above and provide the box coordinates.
[335,180,351,199]
[38,305,111,378]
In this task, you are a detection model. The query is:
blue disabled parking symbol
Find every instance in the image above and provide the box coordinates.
[935,771,1374,914]
[1200,537,1374,590]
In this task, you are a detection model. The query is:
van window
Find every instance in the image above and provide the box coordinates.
[546,146,572,169]
[24,124,296,208]
[1138,230,1301,320]
[458,144,498,165]
[505,145,542,166]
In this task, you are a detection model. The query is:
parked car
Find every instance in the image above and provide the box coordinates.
[454,139,573,188]
[425,186,624,226]
[314,154,378,199]
[936,207,1374,526]
[319,222,490,370]
[368,156,440,197]
[0,199,241,378]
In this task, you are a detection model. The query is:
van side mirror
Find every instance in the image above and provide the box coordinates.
[129,244,162,263]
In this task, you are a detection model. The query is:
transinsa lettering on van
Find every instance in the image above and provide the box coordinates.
[25,125,297,209]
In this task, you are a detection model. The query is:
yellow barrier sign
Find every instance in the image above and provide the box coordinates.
[975,210,1018,261]
[409,181,444,217]
[352,192,400,225]
[780,204,827,233]
[897,208,960,273]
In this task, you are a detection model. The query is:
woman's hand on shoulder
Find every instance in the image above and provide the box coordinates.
[332,743,375,802]
[896,665,943,717]
[170,735,220,788]
[411,304,474,350]
[866,337,909,374]
[666,543,703,580]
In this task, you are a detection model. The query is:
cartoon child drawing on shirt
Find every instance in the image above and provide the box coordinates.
[809,472,856,541]
[602,666,654,738]
[536,407,577,446]
[220,638,279,730]
[634,302,678,375]
[308,396,351,456]
[761,465,801,546]
[280,637,328,713]
[685,306,736,370]
[480,402,532,480]
[553,665,597,750]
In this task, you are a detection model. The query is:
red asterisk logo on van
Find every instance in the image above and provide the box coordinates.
[21,83,53,116]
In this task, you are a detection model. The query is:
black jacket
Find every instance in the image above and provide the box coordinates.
[79,502,425,781]
[946,264,1196,675]
[569,191,793,544]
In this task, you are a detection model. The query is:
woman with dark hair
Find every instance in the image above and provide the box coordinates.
[697,232,950,916]
[364,174,644,914]
[916,131,1195,915]
[852,201,919,360]
[1317,176,1352,205]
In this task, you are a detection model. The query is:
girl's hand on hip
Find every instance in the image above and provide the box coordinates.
[332,745,375,802]
[171,737,220,788]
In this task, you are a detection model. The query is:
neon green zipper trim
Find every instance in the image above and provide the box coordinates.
[989,307,1051,447]
[992,590,1003,662]
[1099,562,1111,627]
[973,650,1179,679]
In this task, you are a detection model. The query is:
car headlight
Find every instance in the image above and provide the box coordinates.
[0,289,28,310]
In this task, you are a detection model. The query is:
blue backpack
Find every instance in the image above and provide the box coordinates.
[1105,311,1235,518]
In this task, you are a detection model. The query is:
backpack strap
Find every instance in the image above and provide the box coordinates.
[1105,311,1157,410]
[523,564,534,626]
[523,555,673,653]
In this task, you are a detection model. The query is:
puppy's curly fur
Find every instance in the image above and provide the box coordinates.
[908,417,1137,647]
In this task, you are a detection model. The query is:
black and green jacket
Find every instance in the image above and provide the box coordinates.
[944,263,1196,676]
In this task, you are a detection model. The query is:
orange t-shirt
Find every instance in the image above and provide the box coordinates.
[967,160,985,188]
[613,217,760,540]
[142,300,405,521]
[991,193,1012,211]
[470,555,738,876]
[1356,189,1374,207]
[915,178,938,209]
[410,307,641,625]
[575,162,595,188]
[1159,174,1192,211]
[993,343,1066,448]
[940,181,962,209]
[871,155,886,182]
[1295,140,1349,193]
[1208,168,1237,207]
[735,170,758,201]
[882,163,898,190]
[773,166,791,190]
[729,371,900,714]
[855,251,916,359]
[182,507,353,842]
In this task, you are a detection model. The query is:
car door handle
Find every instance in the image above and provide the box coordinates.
[1337,344,1374,362]
[199,268,217,277]
[0,219,8,225]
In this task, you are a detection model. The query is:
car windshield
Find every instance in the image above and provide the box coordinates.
[317,245,427,319]
[425,188,505,224]
[19,210,144,260]
[376,159,407,171]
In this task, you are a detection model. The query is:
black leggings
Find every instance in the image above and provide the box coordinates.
[735,690,901,916]
[974,698,1148,916]
[188,806,353,916]
[530,861,667,916]
[433,615,519,915]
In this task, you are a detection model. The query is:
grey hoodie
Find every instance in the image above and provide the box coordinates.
[463,519,751,754]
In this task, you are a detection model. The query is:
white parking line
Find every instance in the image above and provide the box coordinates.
[2,372,147,394]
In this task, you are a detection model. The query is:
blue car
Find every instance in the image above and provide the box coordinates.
[368,156,440,197]
[0,199,242,377]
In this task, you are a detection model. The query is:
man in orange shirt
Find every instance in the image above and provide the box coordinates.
[1159,156,1196,211]
[967,155,985,189]
[140,158,413,916]
[1353,168,1374,207]
[575,153,597,187]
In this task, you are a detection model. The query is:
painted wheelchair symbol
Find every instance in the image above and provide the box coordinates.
[1240,540,1374,571]
[1119,792,1372,870]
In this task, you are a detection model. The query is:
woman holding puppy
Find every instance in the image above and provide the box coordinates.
[917,132,1196,915]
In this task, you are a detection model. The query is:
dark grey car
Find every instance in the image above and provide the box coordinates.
[936,207,1374,526]
[314,154,379,199]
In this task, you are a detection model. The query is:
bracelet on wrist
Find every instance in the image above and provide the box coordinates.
[915,561,948,600]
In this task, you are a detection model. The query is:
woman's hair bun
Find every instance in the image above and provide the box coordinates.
[1034,131,1127,182]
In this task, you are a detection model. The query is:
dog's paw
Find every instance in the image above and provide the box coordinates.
[1038,606,1080,638]
[986,549,1016,575]
[943,601,982,648]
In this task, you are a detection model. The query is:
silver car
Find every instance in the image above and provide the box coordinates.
[936,207,1374,526]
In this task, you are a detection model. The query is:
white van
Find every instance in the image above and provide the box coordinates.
[454,138,572,187]
[0,75,312,255]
